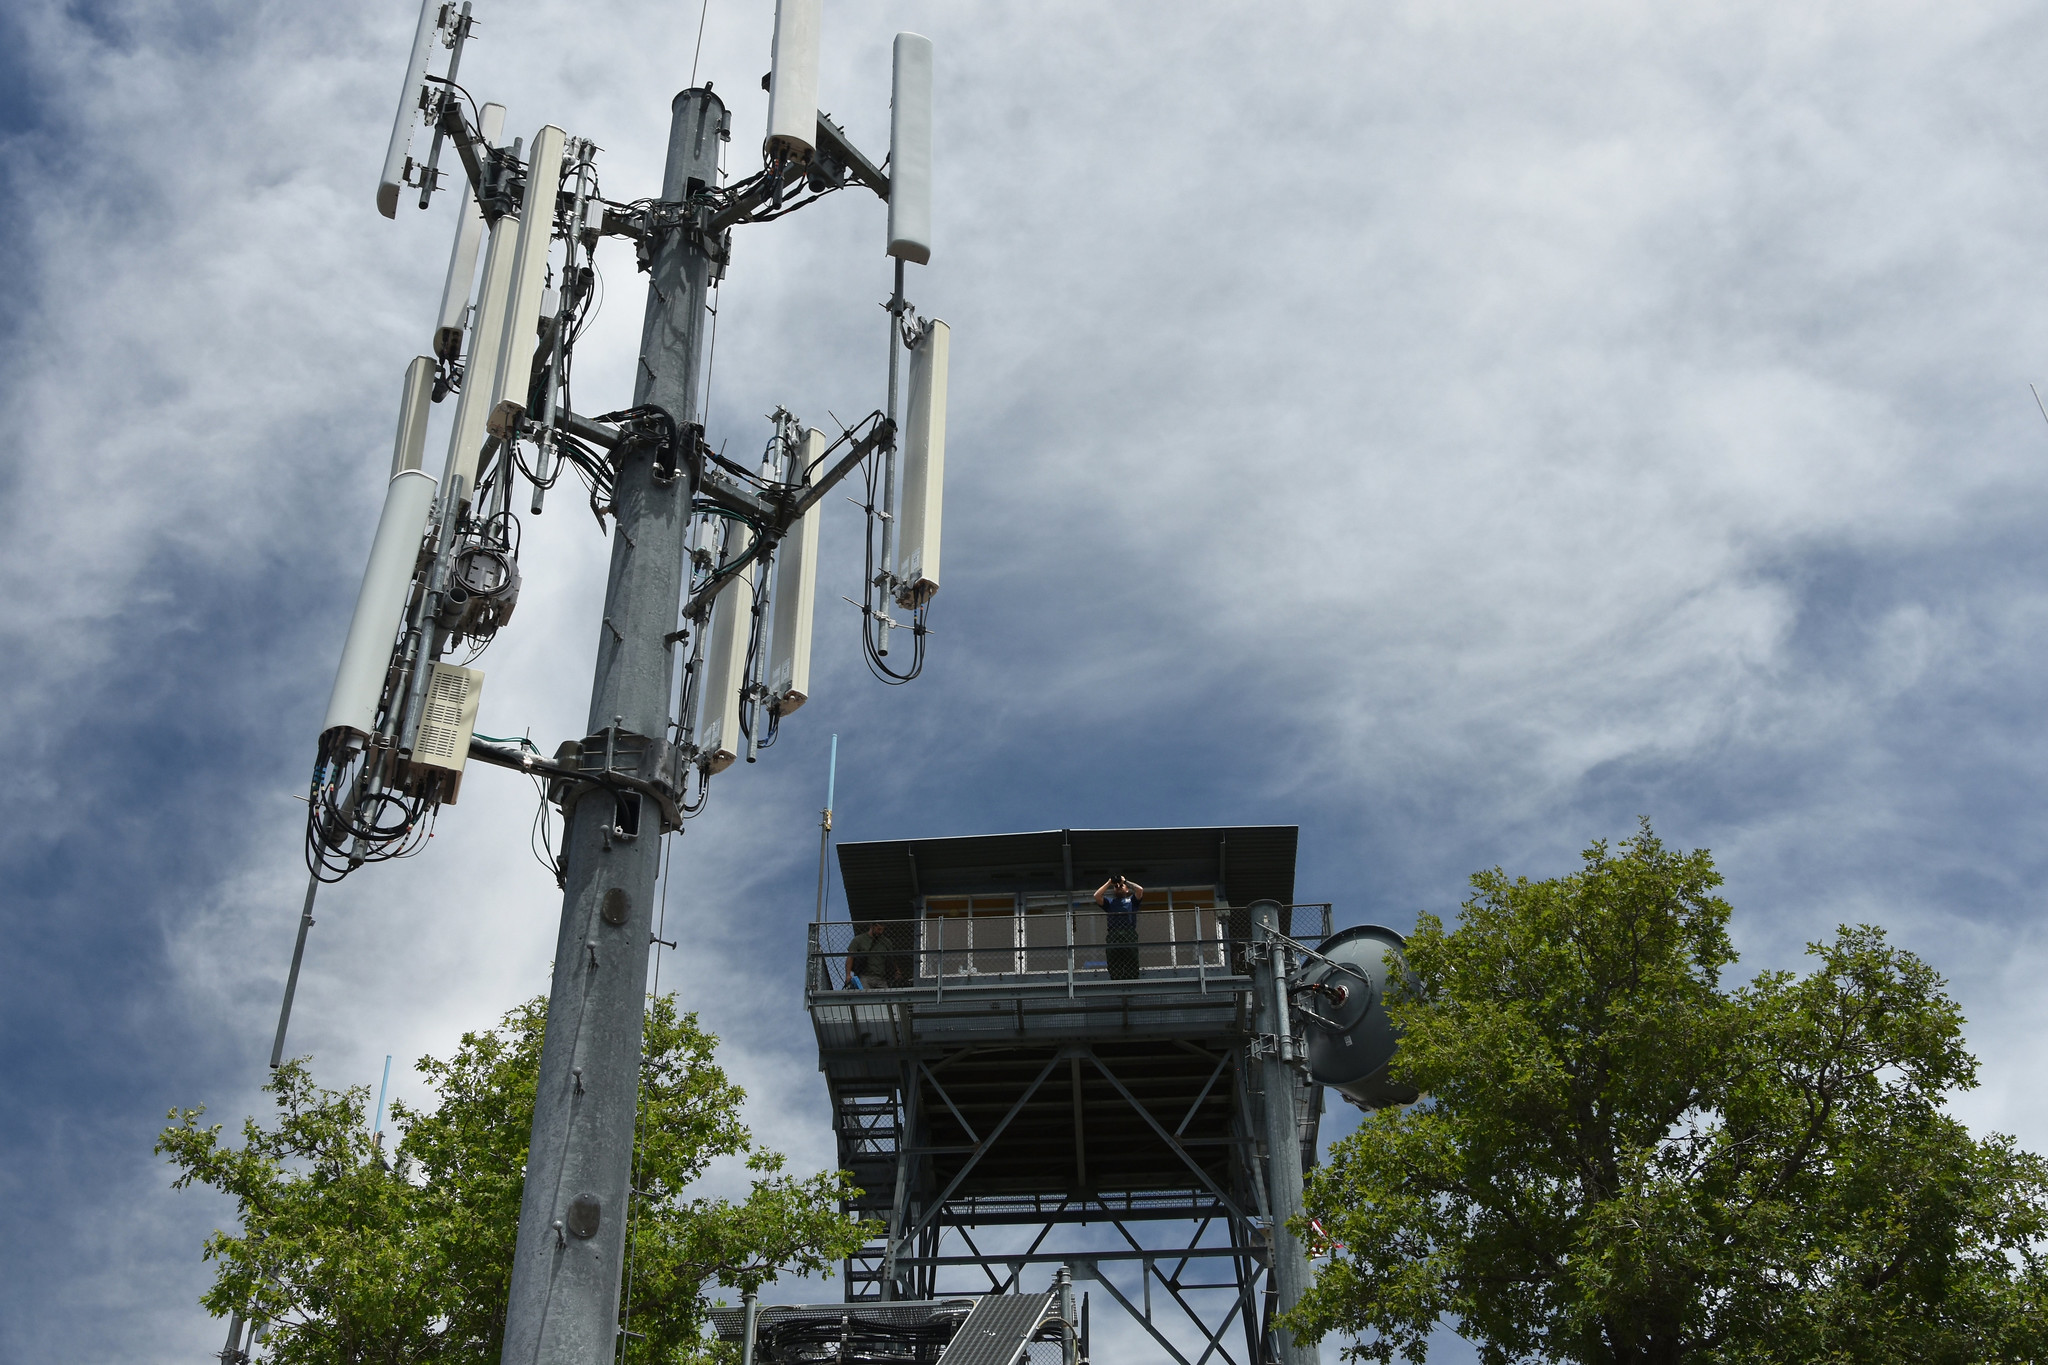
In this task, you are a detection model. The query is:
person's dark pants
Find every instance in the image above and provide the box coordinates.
[1107,924,1139,980]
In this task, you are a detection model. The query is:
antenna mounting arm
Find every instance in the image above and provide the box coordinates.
[678,414,895,622]
[429,86,492,208]
[814,113,888,200]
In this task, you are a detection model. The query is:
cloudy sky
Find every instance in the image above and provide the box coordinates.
[6,0,2048,1360]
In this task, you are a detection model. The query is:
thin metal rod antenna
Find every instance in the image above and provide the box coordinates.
[688,0,713,89]
[415,2,474,211]
[2031,383,2048,430]
[815,733,838,923]
[268,874,321,1068]
[373,1053,395,1142]
[875,258,906,654]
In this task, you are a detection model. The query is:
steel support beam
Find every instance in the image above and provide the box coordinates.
[888,1244,1258,1268]
[498,88,724,1365]
[1250,900,1313,1365]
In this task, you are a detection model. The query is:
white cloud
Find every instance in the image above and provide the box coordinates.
[8,2,2048,1361]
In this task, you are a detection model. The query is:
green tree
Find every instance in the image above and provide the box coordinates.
[1286,822,2048,1365]
[159,995,864,1363]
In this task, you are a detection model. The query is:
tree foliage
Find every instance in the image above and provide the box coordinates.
[158,995,864,1363]
[1286,821,2048,1365]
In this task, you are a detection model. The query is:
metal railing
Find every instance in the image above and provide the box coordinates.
[806,903,1335,997]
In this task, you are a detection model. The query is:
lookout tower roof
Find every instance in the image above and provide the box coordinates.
[833,824,1299,919]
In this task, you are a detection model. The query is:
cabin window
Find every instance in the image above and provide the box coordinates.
[920,894,1018,977]
[921,888,1228,978]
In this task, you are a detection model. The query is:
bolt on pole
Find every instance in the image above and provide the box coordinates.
[497,87,725,1365]
[1251,899,1316,1365]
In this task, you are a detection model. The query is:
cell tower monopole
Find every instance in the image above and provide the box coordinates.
[238,3,958,1361]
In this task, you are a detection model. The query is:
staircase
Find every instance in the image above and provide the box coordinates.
[831,1080,905,1299]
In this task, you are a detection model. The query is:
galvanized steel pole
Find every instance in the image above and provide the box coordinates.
[498,87,725,1364]
[1250,899,1315,1365]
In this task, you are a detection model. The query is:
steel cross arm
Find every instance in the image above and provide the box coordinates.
[696,462,778,522]
[539,404,777,531]
[465,738,576,783]
[678,418,894,622]
[1267,921,1371,980]
[548,408,774,523]
[814,112,889,198]
[431,89,491,207]
[553,408,622,451]
[464,738,679,828]
[705,160,808,234]
[888,1051,1063,1259]
[1086,1051,1255,1226]
[788,416,895,521]
[705,115,883,235]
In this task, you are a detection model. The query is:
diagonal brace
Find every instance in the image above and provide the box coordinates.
[890,1051,1063,1257]
[1088,1050,1254,1225]
[919,1059,980,1144]
[1077,1264,1198,1365]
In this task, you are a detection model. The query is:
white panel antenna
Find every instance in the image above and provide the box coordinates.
[377,0,444,219]
[441,173,521,501]
[894,320,949,607]
[697,559,753,774]
[489,125,568,425]
[767,428,825,714]
[764,0,822,162]
[391,357,435,477]
[322,469,439,738]
[887,33,933,264]
[434,101,506,362]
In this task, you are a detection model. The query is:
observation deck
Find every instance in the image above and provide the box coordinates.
[804,826,1325,1331]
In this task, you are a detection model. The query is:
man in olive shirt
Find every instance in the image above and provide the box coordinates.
[846,920,909,988]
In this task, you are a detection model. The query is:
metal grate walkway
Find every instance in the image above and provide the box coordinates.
[933,1291,1059,1365]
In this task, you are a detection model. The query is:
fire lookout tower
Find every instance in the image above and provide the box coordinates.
[805,826,1358,1364]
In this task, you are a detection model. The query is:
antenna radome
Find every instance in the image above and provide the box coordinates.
[697,560,752,774]
[887,33,934,263]
[764,0,822,162]
[767,427,826,713]
[433,101,505,361]
[489,127,567,410]
[391,357,435,477]
[441,173,521,501]
[376,0,443,218]
[321,469,438,738]
[894,320,948,608]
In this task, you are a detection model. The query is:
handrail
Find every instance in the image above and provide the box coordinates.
[808,902,1339,998]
